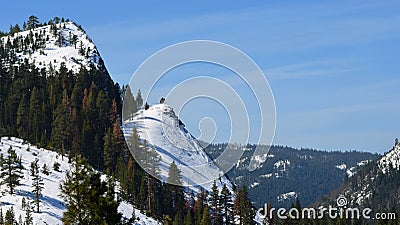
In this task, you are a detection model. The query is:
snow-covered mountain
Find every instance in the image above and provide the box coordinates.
[315,141,400,211]
[122,104,233,193]
[0,21,102,72]
[0,137,161,225]
[378,143,400,174]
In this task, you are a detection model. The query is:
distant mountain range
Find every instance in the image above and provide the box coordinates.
[205,143,380,209]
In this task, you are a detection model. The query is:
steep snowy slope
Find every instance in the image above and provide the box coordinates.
[315,142,400,211]
[0,137,161,225]
[122,104,233,192]
[0,21,101,72]
[378,143,400,173]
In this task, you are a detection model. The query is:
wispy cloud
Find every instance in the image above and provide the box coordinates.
[265,59,360,80]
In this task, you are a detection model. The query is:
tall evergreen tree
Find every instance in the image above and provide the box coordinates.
[167,161,183,186]
[200,206,211,225]
[16,93,29,139]
[184,209,194,225]
[60,155,93,225]
[220,184,233,224]
[166,161,185,220]
[209,180,222,224]
[52,89,71,158]
[233,185,255,225]
[28,87,42,143]
[122,85,136,120]
[136,89,143,109]
[31,158,44,212]
[194,188,207,225]
[0,208,3,225]
[0,146,22,194]
[4,207,15,225]
[24,201,33,225]
[27,15,39,29]
[60,155,121,224]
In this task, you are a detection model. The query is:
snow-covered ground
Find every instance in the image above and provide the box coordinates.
[1,21,101,72]
[379,143,400,174]
[0,137,160,225]
[277,191,297,202]
[122,104,233,193]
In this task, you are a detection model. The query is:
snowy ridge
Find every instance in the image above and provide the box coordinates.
[378,143,400,174]
[0,137,160,225]
[1,21,101,72]
[328,144,399,207]
[122,104,233,193]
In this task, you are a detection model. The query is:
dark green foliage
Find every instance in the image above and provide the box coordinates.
[0,146,23,194]
[234,185,255,225]
[220,184,234,224]
[167,161,182,186]
[53,161,61,172]
[60,155,121,225]
[0,208,3,225]
[4,207,15,225]
[42,163,49,175]
[209,180,222,224]
[200,206,211,225]
[136,89,143,109]
[160,97,165,104]
[122,84,137,120]
[27,15,39,29]
[32,158,44,212]
[16,93,29,139]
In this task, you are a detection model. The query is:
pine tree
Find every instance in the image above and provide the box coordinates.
[0,208,3,225]
[28,87,42,143]
[0,146,23,194]
[4,207,15,225]
[27,15,39,29]
[167,161,182,186]
[166,161,185,218]
[233,185,255,225]
[60,155,121,224]
[16,93,29,139]
[184,209,193,225]
[200,206,211,225]
[32,158,44,212]
[194,188,207,225]
[60,155,92,225]
[24,201,33,225]
[210,180,222,224]
[18,215,23,225]
[52,89,71,158]
[136,89,143,109]
[220,184,233,224]
[122,85,136,120]
[173,210,184,225]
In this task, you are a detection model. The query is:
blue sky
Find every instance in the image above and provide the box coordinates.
[2,0,399,153]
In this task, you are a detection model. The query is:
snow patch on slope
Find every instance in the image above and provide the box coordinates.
[122,104,232,193]
[0,137,160,225]
[379,144,400,174]
[277,191,297,202]
[335,164,347,170]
